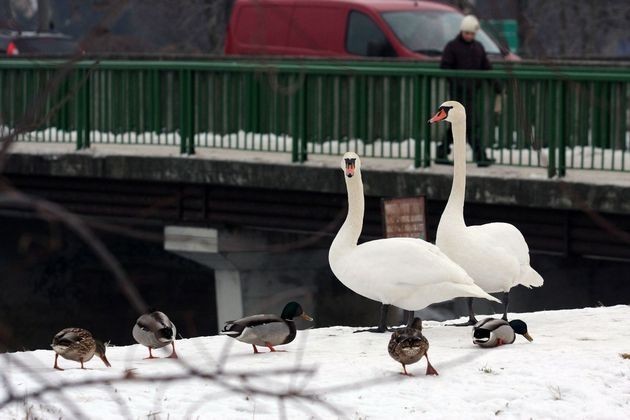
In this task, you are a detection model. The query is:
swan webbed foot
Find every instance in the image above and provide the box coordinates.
[353,303,392,333]
[353,326,393,333]
[448,317,478,327]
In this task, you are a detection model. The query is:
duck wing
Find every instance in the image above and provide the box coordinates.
[388,331,426,364]
[53,328,88,347]
[222,314,293,346]
[133,312,176,348]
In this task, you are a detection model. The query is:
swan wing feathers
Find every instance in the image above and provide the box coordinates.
[334,238,500,309]
[353,238,472,285]
[468,223,544,288]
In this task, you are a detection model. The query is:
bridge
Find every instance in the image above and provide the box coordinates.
[1,58,629,350]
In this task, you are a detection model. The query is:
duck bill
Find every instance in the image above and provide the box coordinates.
[100,354,112,367]
[300,313,314,321]
[523,333,533,342]
[428,109,447,124]
[345,167,355,178]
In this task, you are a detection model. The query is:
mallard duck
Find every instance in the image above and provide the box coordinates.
[472,318,533,347]
[51,328,111,370]
[132,311,178,359]
[220,302,313,353]
[388,318,438,376]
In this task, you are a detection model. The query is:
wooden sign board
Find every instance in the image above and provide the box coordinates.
[381,196,428,240]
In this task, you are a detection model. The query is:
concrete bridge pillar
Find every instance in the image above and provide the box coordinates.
[164,225,325,332]
[164,226,243,330]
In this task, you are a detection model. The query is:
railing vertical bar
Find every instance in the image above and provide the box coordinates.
[547,80,556,177]
[420,76,431,167]
[618,82,628,171]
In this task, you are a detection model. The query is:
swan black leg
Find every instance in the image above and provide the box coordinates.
[354,304,390,333]
[501,292,510,321]
[449,297,478,326]
[404,310,414,327]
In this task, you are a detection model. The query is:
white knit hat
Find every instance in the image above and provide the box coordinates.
[460,15,480,33]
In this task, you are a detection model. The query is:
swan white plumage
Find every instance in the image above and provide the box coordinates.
[429,101,544,325]
[328,152,500,330]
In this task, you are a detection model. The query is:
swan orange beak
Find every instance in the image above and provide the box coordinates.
[428,108,448,124]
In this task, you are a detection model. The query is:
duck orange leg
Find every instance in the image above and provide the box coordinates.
[425,354,439,376]
[144,347,159,359]
[252,345,260,354]
[401,364,412,376]
[265,342,286,352]
[53,354,63,371]
[167,342,179,359]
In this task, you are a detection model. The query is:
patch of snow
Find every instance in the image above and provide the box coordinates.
[3,125,629,171]
[1,306,629,419]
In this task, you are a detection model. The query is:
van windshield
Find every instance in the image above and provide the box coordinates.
[381,10,502,56]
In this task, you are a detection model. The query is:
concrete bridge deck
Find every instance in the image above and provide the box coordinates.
[6,142,630,216]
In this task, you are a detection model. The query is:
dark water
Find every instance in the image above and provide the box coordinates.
[0,215,217,352]
[1,214,629,352]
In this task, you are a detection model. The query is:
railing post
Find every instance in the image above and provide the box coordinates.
[300,76,308,162]
[76,69,90,150]
[556,81,566,177]
[179,69,194,154]
[421,76,432,167]
[546,80,557,178]
[291,74,307,163]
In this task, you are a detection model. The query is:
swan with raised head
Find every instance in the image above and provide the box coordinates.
[328,152,500,332]
[429,101,544,325]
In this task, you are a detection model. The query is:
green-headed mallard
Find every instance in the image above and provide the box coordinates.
[132,311,178,359]
[388,317,438,376]
[51,328,111,370]
[221,302,313,353]
[472,318,533,347]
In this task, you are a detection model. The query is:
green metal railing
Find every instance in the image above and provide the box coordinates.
[1,59,628,177]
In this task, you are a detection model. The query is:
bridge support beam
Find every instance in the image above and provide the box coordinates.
[164,226,243,331]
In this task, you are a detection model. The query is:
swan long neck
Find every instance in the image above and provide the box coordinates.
[332,171,365,251]
[443,117,467,226]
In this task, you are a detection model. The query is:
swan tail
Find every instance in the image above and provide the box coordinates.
[465,286,502,303]
[441,282,501,304]
[518,266,544,288]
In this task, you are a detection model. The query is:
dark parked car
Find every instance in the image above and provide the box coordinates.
[0,30,80,56]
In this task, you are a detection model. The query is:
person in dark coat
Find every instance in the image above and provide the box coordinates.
[437,15,498,166]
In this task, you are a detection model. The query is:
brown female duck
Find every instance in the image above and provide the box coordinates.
[388,318,438,376]
[51,328,111,370]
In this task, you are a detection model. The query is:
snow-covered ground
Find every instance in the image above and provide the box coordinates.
[1,305,629,419]
[4,126,630,171]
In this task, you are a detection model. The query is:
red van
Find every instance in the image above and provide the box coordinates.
[225,0,517,60]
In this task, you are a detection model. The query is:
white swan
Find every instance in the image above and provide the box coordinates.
[329,152,500,331]
[429,101,544,325]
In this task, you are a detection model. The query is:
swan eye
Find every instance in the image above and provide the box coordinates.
[344,158,356,169]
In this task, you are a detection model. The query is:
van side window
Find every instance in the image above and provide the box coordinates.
[346,11,396,57]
